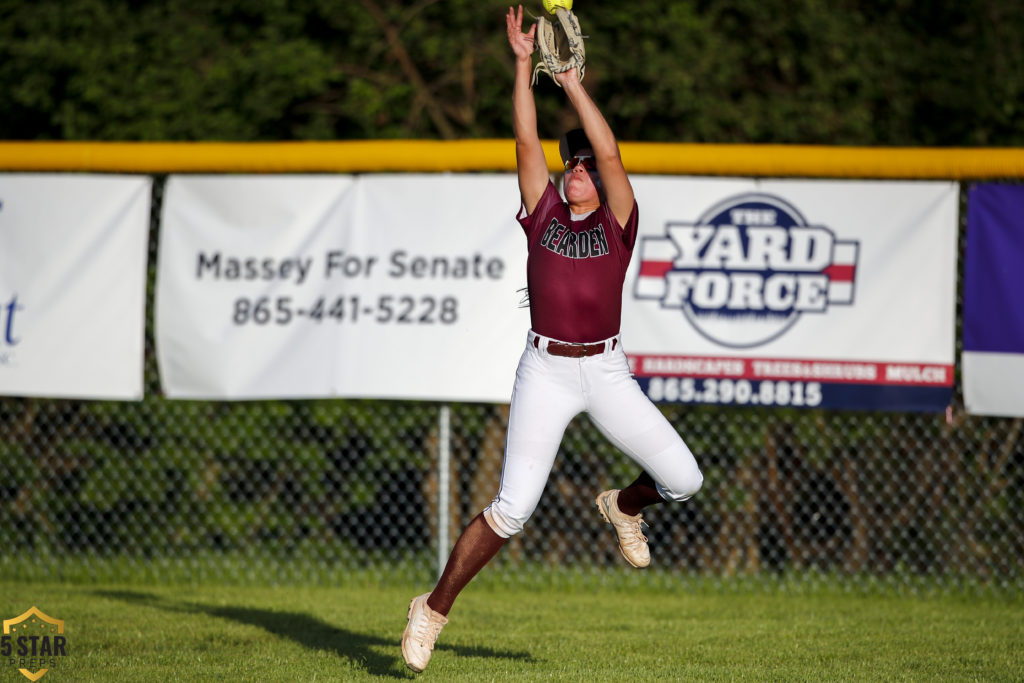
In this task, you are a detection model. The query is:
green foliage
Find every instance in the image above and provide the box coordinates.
[0,396,438,559]
[1,0,1022,143]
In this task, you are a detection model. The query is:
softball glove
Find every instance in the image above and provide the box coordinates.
[532,8,586,87]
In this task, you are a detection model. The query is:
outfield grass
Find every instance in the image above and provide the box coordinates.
[1,575,1022,682]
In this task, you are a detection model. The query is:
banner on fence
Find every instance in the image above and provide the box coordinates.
[156,175,530,401]
[0,174,151,400]
[623,178,959,412]
[158,175,958,411]
[962,183,1024,417]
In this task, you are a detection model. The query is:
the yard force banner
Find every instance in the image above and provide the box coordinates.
[962,184,1024,417]
[623,178,959,412]
[157,175,529,401]
[0,174,151,400]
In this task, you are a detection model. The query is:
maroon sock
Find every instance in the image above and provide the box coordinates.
[426,513,507,616]
[615,471,665,517]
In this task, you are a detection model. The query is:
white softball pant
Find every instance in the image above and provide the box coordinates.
[483,330,703,538]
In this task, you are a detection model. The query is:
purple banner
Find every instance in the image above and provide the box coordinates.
[963,183,1024,416]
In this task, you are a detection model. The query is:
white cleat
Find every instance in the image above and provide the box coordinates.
[401,593,448,673]
[596,489,650,568]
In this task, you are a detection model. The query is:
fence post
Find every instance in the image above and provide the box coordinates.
[437,404,451,580]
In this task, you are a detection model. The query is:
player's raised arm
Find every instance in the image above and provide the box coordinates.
[556,69,634,229]
[506,5,549,215]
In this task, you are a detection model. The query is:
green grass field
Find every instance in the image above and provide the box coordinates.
[2,572,1022,682]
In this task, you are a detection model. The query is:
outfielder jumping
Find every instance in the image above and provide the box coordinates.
[401,5,703,673]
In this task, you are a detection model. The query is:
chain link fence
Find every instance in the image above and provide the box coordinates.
[2,178,1022,593]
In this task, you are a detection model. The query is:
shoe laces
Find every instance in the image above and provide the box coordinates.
[617,516,648,547]
[414,610,446,650]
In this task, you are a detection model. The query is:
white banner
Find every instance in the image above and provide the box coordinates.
[625,178,959,411]
[0,174,151,400]
[157,175,529,401]
[158,175,957,411]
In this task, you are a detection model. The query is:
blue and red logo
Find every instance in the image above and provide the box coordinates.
[635,193,859,348]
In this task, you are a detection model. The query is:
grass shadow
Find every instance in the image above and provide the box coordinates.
[94,590,534,678]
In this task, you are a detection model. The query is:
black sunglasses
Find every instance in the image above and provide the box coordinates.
[564,155,597,171]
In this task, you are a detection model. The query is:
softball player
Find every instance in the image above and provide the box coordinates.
[401,6,703,672]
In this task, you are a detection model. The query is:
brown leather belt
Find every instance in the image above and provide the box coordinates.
[535,336,616,358]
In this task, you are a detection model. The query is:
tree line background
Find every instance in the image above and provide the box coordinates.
[1,0,1022,146]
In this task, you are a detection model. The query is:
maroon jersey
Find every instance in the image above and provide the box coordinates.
[517,181,639,343]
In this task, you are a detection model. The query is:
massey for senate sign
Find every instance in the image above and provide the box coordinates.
[622,177,959,412]
[156,174,529,401]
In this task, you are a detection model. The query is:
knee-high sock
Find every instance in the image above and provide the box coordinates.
[616,470,665,517]
[426,513,507,616]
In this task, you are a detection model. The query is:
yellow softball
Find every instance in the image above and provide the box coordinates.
[542,0,573,14]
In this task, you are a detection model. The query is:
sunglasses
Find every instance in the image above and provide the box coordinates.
[564,155,597,172]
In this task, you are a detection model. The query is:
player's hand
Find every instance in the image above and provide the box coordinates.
[506,5,536,61]
[554,67,580,88]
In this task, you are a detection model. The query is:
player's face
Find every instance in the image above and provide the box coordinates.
[562,149,600,204]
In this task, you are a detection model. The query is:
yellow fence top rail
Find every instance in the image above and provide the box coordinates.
[1,140,1022,178]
